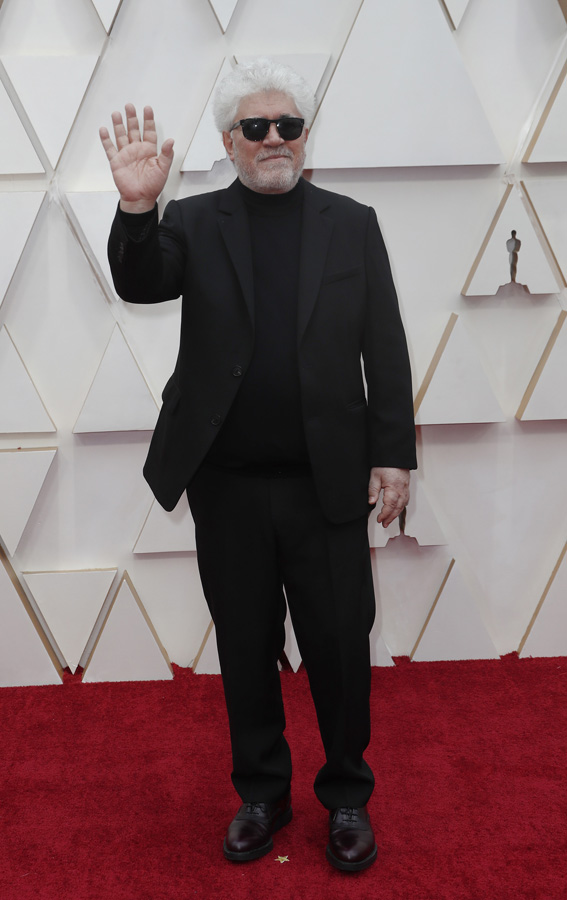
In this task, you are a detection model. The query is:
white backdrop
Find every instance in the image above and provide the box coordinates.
[1,0,567,685]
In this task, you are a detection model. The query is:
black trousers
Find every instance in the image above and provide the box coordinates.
[186,465,376,810]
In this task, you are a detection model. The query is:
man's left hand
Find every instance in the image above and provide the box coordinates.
[368,467,410,528]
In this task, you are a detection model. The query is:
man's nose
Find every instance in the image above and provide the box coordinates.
[263,122,284,145]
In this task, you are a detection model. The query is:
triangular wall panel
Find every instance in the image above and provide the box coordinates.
[0,80,44,174]
[371,537,455,658]
[207,0,239,32]
[181,58,233,172]
[441,0,471,29]
[23,569,117,673]
[0,548,62,687]
[412,560,499,661]
[82,572,173,682]
[516,310,567,420]
[525,179,567,287]
[134,495,196,553]
[404,479,447,547]
[0,192,44,305]
[73,324,158,433]
[462,184,560,296]
[309,0,502,168]
[65,190,120,296]
[0,448,57,557]
[0,327,56,433]
[414,314,506,425]
[524,62,567,163]
[2,56,99,168]
[519,542,567,657]
[90,0,123,32]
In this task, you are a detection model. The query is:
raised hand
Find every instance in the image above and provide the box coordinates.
[99,104,174,213]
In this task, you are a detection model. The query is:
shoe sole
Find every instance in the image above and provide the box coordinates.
[223,807,293,862]
[325,842,378,872]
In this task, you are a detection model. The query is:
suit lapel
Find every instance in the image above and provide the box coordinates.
[216,179,334,339]
[217,181,255,325]
[297,184,334,343]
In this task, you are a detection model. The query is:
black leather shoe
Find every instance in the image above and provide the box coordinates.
[326,806,377,872]
[223,793,292,862]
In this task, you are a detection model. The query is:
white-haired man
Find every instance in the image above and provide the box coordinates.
[101,59,416,872]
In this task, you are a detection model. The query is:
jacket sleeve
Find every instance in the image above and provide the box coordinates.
[362,206,417,470]
[107,200,187,304]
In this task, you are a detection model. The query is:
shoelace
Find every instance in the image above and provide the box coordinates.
[338,807,358,823]
[245,802,267,816]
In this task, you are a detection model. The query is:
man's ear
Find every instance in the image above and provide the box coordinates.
[222,131,235,161]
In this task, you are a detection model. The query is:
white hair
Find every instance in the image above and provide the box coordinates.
[213,58,317,133]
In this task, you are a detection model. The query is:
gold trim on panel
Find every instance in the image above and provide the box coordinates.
[413,313,458,416]
[122,570,173,672]
[461,185,512,296]
[183,55,229,160]
[410,558,455,660]
[523,59,567,163]
[515,309,567,420]
[308,0,365,128]
[91,0,124,33]
[22,567,117,575]
[82,571,173,676]
[2,325,57,431]
[521,180,567,287]
[72,322,158,434]
[517,540,567,655]
[192,619,215,672]
[206,0,238,33]
[0,545,64,680]
[0,446,58,454]
[438,0,457,30]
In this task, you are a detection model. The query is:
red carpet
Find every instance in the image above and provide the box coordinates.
[1,655,566,899]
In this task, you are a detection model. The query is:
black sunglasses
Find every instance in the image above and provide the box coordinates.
[229,116,305,142]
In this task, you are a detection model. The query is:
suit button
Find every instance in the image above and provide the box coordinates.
[210,414,222,426]
[232,365,243,377]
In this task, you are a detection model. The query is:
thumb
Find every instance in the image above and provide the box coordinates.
[158,138,175,169]
[368,473,382,505]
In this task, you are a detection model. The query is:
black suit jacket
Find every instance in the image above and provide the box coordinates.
[108,178,417,523]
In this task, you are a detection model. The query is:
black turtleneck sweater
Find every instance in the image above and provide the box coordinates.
[119,178,310,471]
[206,178,309,470]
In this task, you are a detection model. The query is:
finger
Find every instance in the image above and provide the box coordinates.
[377,502,404,528]
[99,126,117,160]
[111,110,129,150]
[142,105,158,147]
[377,487,405,527]
[368,476,382,505]
[124,102,141,143]
[157,138,175,173]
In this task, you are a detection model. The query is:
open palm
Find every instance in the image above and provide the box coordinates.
[100,104,174,210]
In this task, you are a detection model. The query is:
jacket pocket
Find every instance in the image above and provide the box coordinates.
[346,397,367,411]
[321,266,363,285]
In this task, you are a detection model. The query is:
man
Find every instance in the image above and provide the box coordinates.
[100,58,416,872]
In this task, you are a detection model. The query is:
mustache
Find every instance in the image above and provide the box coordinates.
[256,149,294,161]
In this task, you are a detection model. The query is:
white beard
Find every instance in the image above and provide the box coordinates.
[231,145,305,194]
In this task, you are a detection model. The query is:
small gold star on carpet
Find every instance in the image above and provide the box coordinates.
[275,855,289,864]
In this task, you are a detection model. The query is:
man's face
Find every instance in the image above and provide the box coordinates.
[222,90,309,194]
